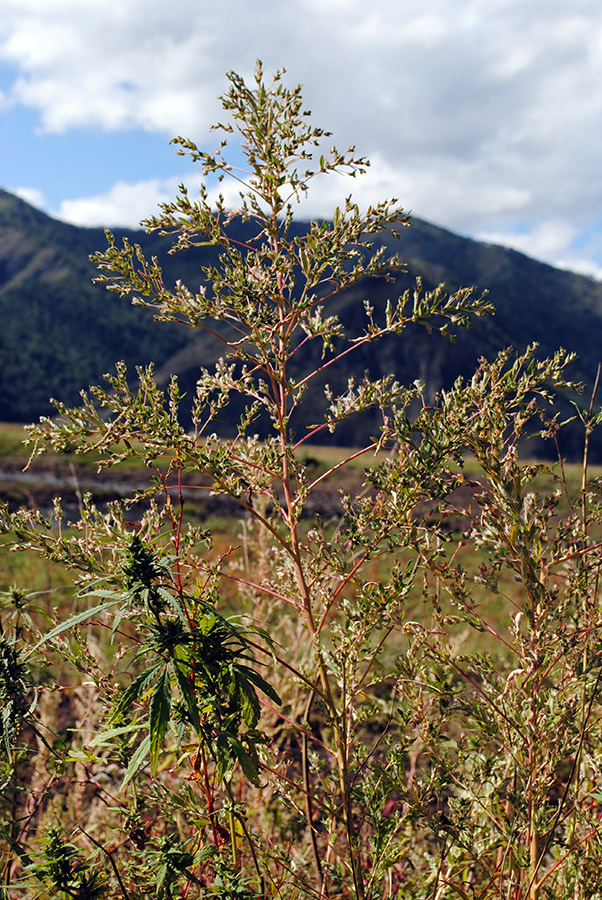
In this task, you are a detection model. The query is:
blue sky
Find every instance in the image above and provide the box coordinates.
[2,0,602,278]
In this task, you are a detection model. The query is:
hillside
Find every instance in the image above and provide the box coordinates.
[1,188,601,458]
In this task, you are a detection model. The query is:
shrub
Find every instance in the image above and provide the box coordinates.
[1,61,601,900]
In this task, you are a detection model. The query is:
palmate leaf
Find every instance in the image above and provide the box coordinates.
[155,585,188,623]
[112,664,183,783]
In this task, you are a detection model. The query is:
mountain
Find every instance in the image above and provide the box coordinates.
[1,188,601,459]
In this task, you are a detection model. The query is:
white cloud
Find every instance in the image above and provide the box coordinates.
[51,166,602,282]
[44,156,531,236]
[556,258,602,281]
[53,178,185,227]
[477,221,602,280]
[478,221,578,262]
[52,171,249,228]
[11,185,47,208]
[2,0,602,273]
[0,0,224,135]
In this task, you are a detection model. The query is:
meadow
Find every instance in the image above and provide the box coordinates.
[2,409,602,900]
[2,64,602,900]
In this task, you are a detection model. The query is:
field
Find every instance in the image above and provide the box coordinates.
[5,56,602,899]
[3,413,602,900]
[0,412,600,900]
[1,420,594,620]
[1,417,598,660]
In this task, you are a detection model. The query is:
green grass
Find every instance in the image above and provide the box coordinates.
[0,422,150,470]
[0,423,29,458]
[2,420,600,641]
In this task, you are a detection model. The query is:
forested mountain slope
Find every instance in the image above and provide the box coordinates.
[1,188,600,457]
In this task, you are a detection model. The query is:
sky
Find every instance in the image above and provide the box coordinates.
[2,0,602,278]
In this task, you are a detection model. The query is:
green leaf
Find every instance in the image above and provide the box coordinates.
[88,723,143,747]
[156,863,167,891]
[66,749,94,763]
[121,734,151,788]
[173,663,201,732]
[111,664,162,723]
[25,600,120,659]
[156,585,188,623]
[228,735,259,785]
[149,667,171,774]
[236,674,260,728]
[236,664,281,705]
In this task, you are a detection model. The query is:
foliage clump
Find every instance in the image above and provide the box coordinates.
[1,61,602,900]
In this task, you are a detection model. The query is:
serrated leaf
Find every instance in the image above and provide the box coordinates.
[89,723,143,747]
[149,667,171,774]
[26,600,120,659]
[173,663,200,731]
[156,585,188,623]
[237,675,260,728]
[228,735,259,785]
[111,603,129,639]
[237,664,281,705]
[121,734,151,789]
[111,664,162,723]
[66,749,94,762]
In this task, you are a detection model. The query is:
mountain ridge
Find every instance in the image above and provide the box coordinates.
[1,188,600,458]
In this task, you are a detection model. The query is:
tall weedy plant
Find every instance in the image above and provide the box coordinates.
[2,61,602,900]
